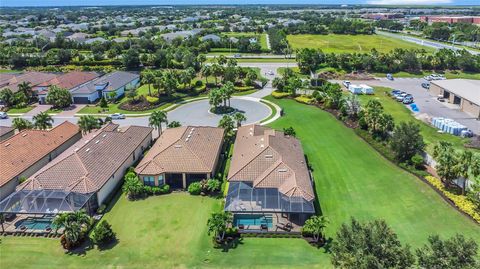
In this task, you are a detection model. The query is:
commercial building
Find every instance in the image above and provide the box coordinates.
[135,126,225,189]
[0,122,81,200]
[420,16,480,25]
[430,79,480,119]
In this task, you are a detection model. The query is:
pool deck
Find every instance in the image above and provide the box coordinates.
[235,213,302,233]
[1,215,63,237]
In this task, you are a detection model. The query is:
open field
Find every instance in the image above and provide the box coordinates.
[287,34,434,53]
[1,98,478,268]
[356,87,473,153]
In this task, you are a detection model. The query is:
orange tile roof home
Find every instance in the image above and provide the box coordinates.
[227,125,314,201]
[17,124,153,208]
[135,126,224,189]
[0,121,82,200]
[37,71,100,91]
[0,72,58,93]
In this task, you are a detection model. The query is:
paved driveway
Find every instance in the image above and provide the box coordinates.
[23,104,52,117]
[336,78,480,134]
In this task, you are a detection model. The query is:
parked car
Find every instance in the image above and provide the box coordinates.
[110,113,125,119]
[396,93,410,102]
[392,90,405,99]
[343,80,351,88]
[421,82,430,89]
[0,112,7,119]
[390,89,401,96]
[386,73,394,80]
[233,53,242,58]
[425,74,446,81]
[403,96,414,104]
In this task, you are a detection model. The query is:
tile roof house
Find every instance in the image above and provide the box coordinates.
[36,71,100,104]
[13,124,153,213]
[225,125,315,229]
[135,126,225,189]
[0,121,81,200]
[0,72,58,93]
[69,71,140,104]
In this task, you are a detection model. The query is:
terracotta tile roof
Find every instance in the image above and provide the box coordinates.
[18,124,153,194]
[228,125,314,201]
[135,126,224,175]
[37,71,100,91]
[0,121,81,187]
[0,72,58,93]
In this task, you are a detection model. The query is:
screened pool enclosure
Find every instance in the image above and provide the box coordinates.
[224,182,315,214]
[0,189,94,215]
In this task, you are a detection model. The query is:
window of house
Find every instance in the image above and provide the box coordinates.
[158,175,164,186]
[144,176,155,186]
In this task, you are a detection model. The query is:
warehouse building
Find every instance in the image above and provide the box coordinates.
[430,79,480,119]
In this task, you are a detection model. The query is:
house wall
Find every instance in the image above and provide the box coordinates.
[461,99,480,119]
[0,131,81,200]
[96,132,152,206]
[102,77,140,99]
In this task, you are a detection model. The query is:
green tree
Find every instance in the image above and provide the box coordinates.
[99,96,108,108]
[221,82,235,107]
[283,126,296,137]
[78,115,101,134]
[108,91,117,102]
[46,85,72,108]
[208,88,223,110]
[206,212,233,242]
[12,118,33,131]
[149,110,168,135]
[18,81,33,102]
[201,65,212,86]
[302,215,329,243]
[433,142,458,187]
[455,151,480,195]
[53,210,91,248]
[167,121,181,128]
[390,122,425,163]
[90,220,116,246]
[122,172,144,200]
[33,112,53,130]
[0,88,14,107]
[232,112,247,127]
[331,218,414,269]
[218,115,235,138]
[123,48,140,70]
[416,234,478,269]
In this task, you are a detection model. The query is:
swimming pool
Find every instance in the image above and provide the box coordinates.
[14,218,56,230]
[234,214,273,228]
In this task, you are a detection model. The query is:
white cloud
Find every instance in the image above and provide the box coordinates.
[368,0,452,4]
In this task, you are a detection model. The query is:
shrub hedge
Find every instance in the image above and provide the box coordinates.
[271,91,290,99]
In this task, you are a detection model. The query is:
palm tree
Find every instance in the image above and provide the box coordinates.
[12,118,33,131]
[141,70,154,96]
[33,112,53,130]
[208,88,222,110]
[18,81,33,102]
[201,65,212,86]
[455,151,480,195]
[222,82,235,107]
[78,115,100,134]
[302,215,329,243]
[122,172,144,200]
[233,112,246,127]
[149,110,168,135]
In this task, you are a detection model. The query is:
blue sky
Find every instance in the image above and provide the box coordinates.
[1,0,479,7]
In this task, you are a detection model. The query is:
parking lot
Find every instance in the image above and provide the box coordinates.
[335,78,480,134]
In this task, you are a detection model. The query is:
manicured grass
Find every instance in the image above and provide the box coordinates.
[6,106,34,114]
[265,97,480,248]
[287,34,434,53]
[356,87,473,153]
[259,99,278,124]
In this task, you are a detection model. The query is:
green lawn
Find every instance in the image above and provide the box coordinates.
[6,106,34,114]
[287,34,434,53]
[266,97,480,248]
[2,97,479,268]
[356,87,473,153]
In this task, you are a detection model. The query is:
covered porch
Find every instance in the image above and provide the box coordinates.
[165,172,211,189]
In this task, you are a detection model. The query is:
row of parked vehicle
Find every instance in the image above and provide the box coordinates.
[391,90,414,104]
[424,74,446,81]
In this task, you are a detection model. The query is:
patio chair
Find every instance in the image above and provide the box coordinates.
[260,224,268,230]
[238,224,245,230]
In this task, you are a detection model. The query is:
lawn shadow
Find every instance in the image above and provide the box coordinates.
[322,237,334,254]
[97,238,119,251]
[66,238,94,256]
[215,237,244,253]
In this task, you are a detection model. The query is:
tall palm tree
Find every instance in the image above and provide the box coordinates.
[233,112,247,127]
[141,70,154,96]
[222,82,235,107]
[149,110,168,135]
[18,81,33,101]
[33,112,53,130]
[78,115,100,134]
[201,65,212,86]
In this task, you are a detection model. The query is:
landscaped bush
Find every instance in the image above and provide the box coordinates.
[271,91,290,99]
[234,86,256,92]
[425,176,480,223]
[145,95,159,105]
[188,182,202,195]
[96,204,107,214]
[90,220,116,246]
[144,184,170,195]
[294,95,314,104]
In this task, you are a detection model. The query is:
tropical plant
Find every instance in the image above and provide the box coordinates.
[188,182,202,195]
[99,96,108,108]
[0,88,14,107]
[455,151,480,195]
[33,112,53,130]
[390,122,425,163]
[78,115,101,134]
[416,234,478,269]
[201,65,212,85]
[90,220,116,246]
[206,179,221,193]
[53,210,91,249]
[122,172,144,200]
[46,85,72,108]
[167,121,181,128]
[206,212,233,243]
[433,142,458,187]
[283,126,296,137]
[232,112,247,127]
[141,70,155,96]
[331,218,414,269]
[341,94,361,120]
[221,82,235,107]
[12,118,33,131]
[302,215,329,243]
[208,88,223,110]
[149,110,168,135]
[18,81,33,102]
[218,115,235,138]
